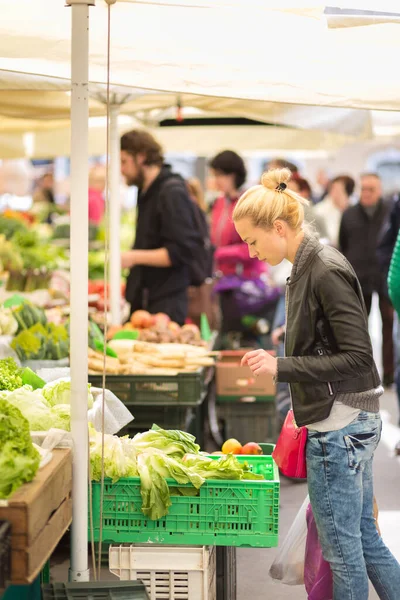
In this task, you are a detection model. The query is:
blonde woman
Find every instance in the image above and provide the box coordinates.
[233,168,400,600]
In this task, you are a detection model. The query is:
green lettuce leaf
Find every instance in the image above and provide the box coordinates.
[182,453,264,481]
[43,378,94,408]
[0,399,40,499]
[4,385,55,431]
[137,449,204,520]
[132,424,200,458]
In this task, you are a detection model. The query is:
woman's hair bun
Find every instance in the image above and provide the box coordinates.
[261,168,292,191]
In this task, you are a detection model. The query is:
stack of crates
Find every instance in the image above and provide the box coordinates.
[89,367,213,442]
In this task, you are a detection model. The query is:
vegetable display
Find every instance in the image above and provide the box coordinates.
[0,227,67,292]
[1,379,93,432]
[0,398,40,499]
[13,303,47,333]
[11,322,69,361]
[89,341,215,376]
[89,424,264,520]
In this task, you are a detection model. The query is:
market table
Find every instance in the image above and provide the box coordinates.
[0,449,72,587]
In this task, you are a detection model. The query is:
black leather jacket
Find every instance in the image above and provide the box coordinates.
[277,235,381,427]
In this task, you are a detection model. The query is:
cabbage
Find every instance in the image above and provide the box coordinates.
[4,385,54,431]
[50,404,71,431]
[0,398,40,498]
[43,378,94,408]
[89,427,138,482]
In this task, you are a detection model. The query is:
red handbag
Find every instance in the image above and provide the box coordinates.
[272,409,307,479]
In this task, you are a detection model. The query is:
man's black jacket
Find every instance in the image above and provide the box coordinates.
[125,166,201,315]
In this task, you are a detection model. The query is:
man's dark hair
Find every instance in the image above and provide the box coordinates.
[120,130,164,167]
[269,158,299,173]
[331,175,355,197]
[295,177,312,198]
[209,150,247,189]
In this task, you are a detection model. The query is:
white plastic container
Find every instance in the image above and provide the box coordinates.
[109,545,216,600]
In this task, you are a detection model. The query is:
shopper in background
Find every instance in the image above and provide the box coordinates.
[339,173,394,386]
[287,177,329,241]
[32,172,56,224]
[120,129,201,325]
[88,165,106,225]
[186,177,219,330]
[233,167,400,600]
[314,175,355,247]
[209,150,278,346]
[33,172,55,206]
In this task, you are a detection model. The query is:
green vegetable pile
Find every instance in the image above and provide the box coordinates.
[11,323,69,361]
[89,424,264,521]
[1,378,93,432]
[13,303,47,333]
[10,303,69,362]
[4,228,67,292]
[0,358,23,391]
[0,216,28,240]
[88,252,106,280]
[0,398,40,499]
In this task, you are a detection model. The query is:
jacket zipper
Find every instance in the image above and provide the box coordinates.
[316,348,334,396]
[285,280,293,408]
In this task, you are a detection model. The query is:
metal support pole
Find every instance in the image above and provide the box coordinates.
[66,0,94,582]
[109,104,122,325]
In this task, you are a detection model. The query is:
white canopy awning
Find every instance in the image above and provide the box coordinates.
[0,0,400,112]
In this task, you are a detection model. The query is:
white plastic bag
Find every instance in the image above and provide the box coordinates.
[36,369,134,435]
[88,388,134,435]
[269,495,309,585]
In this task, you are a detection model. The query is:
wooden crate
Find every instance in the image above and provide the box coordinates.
[0,448,72,585]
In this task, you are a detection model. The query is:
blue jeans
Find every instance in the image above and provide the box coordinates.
[307,411,400,599]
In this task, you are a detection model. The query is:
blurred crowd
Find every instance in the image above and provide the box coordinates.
[116,132,400,454]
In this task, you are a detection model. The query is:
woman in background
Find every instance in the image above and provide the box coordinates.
[209,150,277,346]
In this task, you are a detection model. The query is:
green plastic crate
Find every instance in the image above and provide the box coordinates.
[88,369,211,407]
[90,455,280,548]
[216,395,275,403]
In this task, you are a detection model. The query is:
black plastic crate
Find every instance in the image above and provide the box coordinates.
[42,582,149,600]
[89,369,212,407]
[218,401,277,444]
[118,405,191,437]
[0,520,11,593]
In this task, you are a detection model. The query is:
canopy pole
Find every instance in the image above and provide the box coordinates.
[109,104,122,325]
[66,0,94,582]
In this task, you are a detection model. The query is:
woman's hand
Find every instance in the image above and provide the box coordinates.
[241,349,277,378]
[121,251,136,269]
